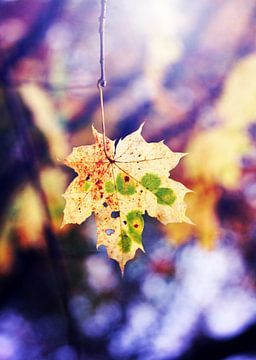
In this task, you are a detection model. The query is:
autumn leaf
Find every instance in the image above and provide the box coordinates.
[166,181,220,249]
[62,125,191,272]
[184,127,251,189]
[166,126,250,248]
[19,84,70,160]
[166,55,256,249]
[13,167,67,248]
[218,54,256,130]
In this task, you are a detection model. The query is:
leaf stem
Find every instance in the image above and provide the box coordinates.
[98,85,108,158]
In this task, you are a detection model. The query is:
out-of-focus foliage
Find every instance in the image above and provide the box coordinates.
[168,53,256,248]
[167,182,220,249]
[185,127,251,189]
[19,84,70,160]
[0,224,13,275]
[218,54,256,130]
[0,168,67,272]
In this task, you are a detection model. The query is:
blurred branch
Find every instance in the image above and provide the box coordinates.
[0,0,65,83]
[0,80,98,92]
[0,77,140,93]
[159,3,256,142]
[3,86,82,354]
[98,0,107,88]
[0,0,72,324]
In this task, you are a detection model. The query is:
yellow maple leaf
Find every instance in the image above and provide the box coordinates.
[218,54,256,130]
[184,127,251,189]
[62,125,191,272]
[19,84,70,160]
[167,181,220,249]
[13,168,67,248]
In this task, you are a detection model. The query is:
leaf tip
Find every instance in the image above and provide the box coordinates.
[140,245,145,254]
[120,265,125,276]
[60,218,67,228]
[185,187,194,194]
[92,124,100,139]
[138,122,145,134]
[185,216,195,225]
[181,152,189,158]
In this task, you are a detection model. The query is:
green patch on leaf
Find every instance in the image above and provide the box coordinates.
[155,188,176,206]
[105,180,115,194]
[118,230,132,253]
[116,173,136,195]
[141,173,161,191]
[83,181,91,192]
[127,210,144,244]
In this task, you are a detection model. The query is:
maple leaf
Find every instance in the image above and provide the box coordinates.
[218,54,256,130]
[184,127,251,189]
[62,125,191,272]
[166,181,220,249]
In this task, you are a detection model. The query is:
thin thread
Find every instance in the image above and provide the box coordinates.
[98,85,108,158]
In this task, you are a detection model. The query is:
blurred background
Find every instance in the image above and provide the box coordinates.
[1,0,256,359]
